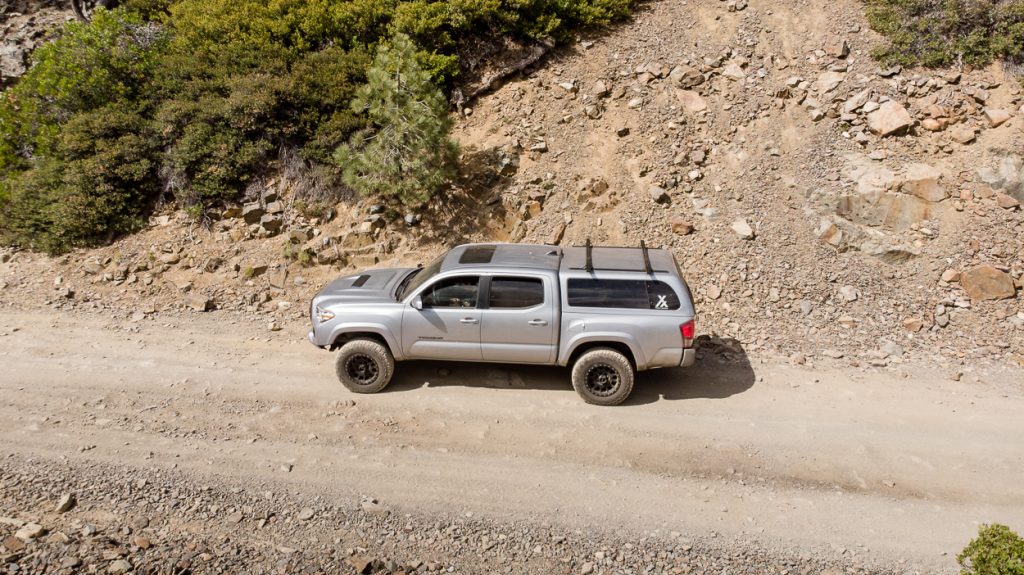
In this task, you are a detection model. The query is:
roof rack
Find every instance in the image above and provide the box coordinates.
[569,239,668,274]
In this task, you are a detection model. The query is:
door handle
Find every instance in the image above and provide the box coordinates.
[460,318,479,324]
[528,319,548,326]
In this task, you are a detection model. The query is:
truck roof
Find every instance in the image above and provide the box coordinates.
[440,243,679,275]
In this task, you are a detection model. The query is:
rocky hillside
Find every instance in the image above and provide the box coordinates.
[0,0,72,87]
[1,0,1022,372]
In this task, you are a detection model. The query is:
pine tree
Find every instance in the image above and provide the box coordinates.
[334,33,458,206]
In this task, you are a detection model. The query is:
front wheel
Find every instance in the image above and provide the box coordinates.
[571,348,635,406]
[335,339,395,394]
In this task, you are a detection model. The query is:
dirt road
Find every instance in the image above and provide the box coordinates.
[2,308,1022,572]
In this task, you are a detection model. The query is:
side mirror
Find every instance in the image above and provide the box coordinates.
[411,296,423,310]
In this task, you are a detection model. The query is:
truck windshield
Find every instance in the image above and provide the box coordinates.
[396,252,446,301]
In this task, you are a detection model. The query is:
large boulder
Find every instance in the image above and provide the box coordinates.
[867,101,913,136]
[960,265,1016,301]
[901,164,946,202]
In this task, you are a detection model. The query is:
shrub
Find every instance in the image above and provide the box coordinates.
[0,11,167,252]
[959,524,1024,575]
[865,0,1024,69]
[2,0,636,252]
[334,33,458,207]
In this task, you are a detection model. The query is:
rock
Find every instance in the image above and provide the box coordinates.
[260,214,284,234]
[268,267,288,290]
[867,101,913,136]
[548,222,567,245]
[186,295,212,312]
[348,556,374,574]
[814,71,845,94]
[288,228,313,244]
[648,186,670,204]
[842,88,872,114]
[530,141,548,152]
[800,300,814,315]
[108,559,132,574]
[837,285,859,302]
[360,499,389,516]
[581,562,595,575]
[242,203,265,224]
[159,252,180,265]
[615,126,630,137]
[984,108,1011,128]
[995,193,1020,209]
[669,65,704,88]
[55,493,76,513]
[941,269,960,283]
[816,220,844,247]
[706,285,722,300]
[670,217,694,235]
[297,508,315,521]
[825,38,850,58]
[881,340,904,358]
[731,218,754,239]
[960,265,1016,301]
[268,321,281,332]
[809,109,826,122]
[15,523,44,542]
[903,317,924,332]
[901,164,946,202]
[593,80,610,97]
[2,536,25,552]
[627,97,644,109]
[921,118,944,132]
[950,126,976,144]
[404,213,421,226]
[265,201,284,215]
[675,89,708,113]
[721,62,745,81]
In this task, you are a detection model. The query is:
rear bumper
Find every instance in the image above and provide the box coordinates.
[680,348,696,367]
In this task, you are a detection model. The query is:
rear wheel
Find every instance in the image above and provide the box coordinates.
[571,348,634,406]
[335,339,395,394]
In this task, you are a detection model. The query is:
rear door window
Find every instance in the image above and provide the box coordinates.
[489,277,544,309]
[567,279,680,310]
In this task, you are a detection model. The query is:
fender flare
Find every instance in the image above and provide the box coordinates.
[327,323,404,361]
[558,332,648,371]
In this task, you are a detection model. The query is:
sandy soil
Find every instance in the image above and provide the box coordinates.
[1,307,1021,572]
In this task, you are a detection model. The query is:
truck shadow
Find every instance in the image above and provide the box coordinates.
[386,336,755,406]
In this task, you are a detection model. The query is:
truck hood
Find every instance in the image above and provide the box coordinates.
[312,267,415,308]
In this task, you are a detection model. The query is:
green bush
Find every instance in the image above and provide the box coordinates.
[1,0,634,252]
[866,0,1024,69]
[335,33,458,206]
[959,524,1024,575]
[0,10,167,252]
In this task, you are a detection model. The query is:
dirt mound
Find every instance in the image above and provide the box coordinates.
[1,0,1022,371]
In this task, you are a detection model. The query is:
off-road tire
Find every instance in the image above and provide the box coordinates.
[335,339,395,394]
[571,348,635,406]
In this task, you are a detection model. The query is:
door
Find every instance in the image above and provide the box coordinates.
[480,276,557,363]
[401,275,482,360]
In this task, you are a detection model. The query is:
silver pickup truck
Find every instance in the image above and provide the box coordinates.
[308,242,696,405]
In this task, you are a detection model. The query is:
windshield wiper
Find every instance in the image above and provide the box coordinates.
[395,268,420,301]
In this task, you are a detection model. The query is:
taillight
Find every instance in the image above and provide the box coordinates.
[680,320,695,349]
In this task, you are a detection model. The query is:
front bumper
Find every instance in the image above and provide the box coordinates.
[680,348,696,367]
[307,330,322,348]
